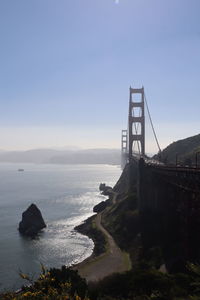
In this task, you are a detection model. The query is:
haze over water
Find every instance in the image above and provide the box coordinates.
[0,163,121,291]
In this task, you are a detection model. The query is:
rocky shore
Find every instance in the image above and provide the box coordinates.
[73,181,131,282]
[74,183,114,259]
[75,215,107,258]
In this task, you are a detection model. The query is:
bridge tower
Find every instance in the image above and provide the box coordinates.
[128,86,145,161]
[121,129,128,168]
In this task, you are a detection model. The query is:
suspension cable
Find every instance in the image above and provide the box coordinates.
[144,92,162,154]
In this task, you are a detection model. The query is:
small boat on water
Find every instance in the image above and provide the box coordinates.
[18,169,24,172]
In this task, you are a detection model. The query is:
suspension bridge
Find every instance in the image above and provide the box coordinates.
[121,86,200,269]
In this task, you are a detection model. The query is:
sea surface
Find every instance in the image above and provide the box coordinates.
[0,163,121,292]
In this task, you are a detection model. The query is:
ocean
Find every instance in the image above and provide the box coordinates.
[0,163,121,292]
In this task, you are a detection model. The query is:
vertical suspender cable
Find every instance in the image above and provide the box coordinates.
[144,92,162,154]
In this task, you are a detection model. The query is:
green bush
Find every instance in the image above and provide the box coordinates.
[0,265,88,300]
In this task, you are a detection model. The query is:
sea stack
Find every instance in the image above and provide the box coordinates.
[99,183,113,196]
[19,203,46,237]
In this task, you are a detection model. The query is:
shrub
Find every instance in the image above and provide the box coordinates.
[0,265,88,300]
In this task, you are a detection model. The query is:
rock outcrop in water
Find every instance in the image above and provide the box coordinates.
[19,203,46,237]
[99,183,113,196]
[93,200,110,213]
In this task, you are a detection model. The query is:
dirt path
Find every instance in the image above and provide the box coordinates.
[74,192,131,282]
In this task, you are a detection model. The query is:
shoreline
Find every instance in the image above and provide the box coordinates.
[72,212,108,276]
[74,214,107,258]
[73,187,114,267]
[72,187,132,282]
[73,185,115,265]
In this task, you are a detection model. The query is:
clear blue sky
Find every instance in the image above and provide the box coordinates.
[0,0,200,152]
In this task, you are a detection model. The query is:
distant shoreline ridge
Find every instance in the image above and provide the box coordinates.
[0,148,121,165]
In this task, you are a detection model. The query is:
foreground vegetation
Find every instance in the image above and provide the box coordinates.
[1,265,88,300]
[2,263,200,299]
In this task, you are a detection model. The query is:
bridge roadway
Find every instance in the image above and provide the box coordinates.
[140,157,200,195]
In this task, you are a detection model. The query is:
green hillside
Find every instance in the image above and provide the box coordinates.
[155,133,200,165]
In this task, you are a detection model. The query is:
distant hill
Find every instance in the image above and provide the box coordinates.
[155,133,200,165]
[0,148,120,165]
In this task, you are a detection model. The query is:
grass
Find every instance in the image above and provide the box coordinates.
[122,252,132,271]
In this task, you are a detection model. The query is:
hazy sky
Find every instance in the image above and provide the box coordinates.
[0,0,200,152]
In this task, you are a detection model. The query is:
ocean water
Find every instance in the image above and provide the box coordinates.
[0,163,121,292]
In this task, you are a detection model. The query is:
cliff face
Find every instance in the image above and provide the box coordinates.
[19,203,46,237]
[101,163,141,265]
[113,163,137,195]
[101,159,198,272]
